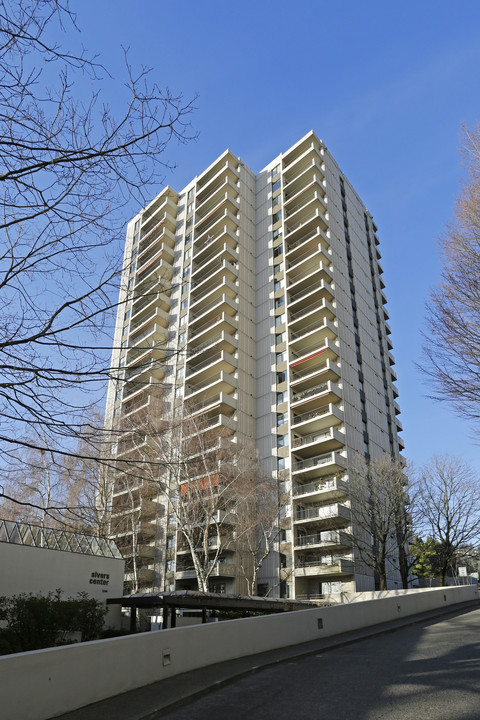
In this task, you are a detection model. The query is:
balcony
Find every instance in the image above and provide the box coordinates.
[190,260,238,302]
[186,391,237,418]
[290,338,340,375]
[189,276,238,314]
[284,190,327,230]
[138,225,175,259]
[283,160,325,198]
[124,355,165,384]
[186,349,237,384]
[129,310,169,346]
[175,561,236,581]
[195,178,239,219]
[126,343,166,371]
[290,358,341,388]
[294,557,353,578]
[291,380,342,412]
[191,242,238,282]
[193,225,238,262]
[291,451,346,481]
[188,312,236,348]
[291,426,345,457]
[141,191,177,234]
[195,198,239,239]
[134,256,173,295]
[292,402,344,434]
[283,141,324,184]
[284,208,329,251]
[293,476,348,501]
[184,370,236,402]
[289,318,338,356]
[196,153,239,193]
[286,243,331,283]
[285,225,330,259]
[188,330,237,362]
[189,293,237,329]
[128,323,167,352]
[131,290,170,325]
[293,502,350,528]
[293,529,351,551]
[288,278,334,312]
[288,263,332,296]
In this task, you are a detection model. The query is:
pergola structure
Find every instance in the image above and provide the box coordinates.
[107,590,326,632]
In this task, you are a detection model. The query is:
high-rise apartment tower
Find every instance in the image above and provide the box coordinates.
[105,131,404,598]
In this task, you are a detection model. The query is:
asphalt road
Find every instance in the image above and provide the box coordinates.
[161,606,480,720]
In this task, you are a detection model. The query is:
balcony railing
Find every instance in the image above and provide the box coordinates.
[292,404,330,425]
[292,452,337,472]
[291,382,328,404]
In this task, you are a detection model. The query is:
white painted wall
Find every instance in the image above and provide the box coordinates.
[0,542,125,627]
[0,586,476,720]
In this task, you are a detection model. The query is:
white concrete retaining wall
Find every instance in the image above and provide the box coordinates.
[1,585,477,720]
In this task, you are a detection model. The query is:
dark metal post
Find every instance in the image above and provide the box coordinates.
[170,607,176,628]
[130,606,137,633]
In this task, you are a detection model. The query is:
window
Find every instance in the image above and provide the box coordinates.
[275,296,285,309]
[275,332,285,345]
[166,560,175,572]
[275,314,285,327]
[186,216,193,229]
[273,244,283,258]
[187,188,195,200]
[176,367,185,380]
[274,262,283,275]
[272,179,281,193]
[277,457,286,471]
[175,386,184,398]
[185,233,192,245]
[276,391,286,404]
[184,247,192,261]
[179,331,187,345]
[276,371,286,384]
[187,201,194,214]
[122,325,128,337]
[124,309,130,321]
[277,434,289,448]
[276,351,286,364]
[274,279,284,292]
[277,412,287,426]
[272,165,280,178]
[183,267,190,278]
[134,219,141,232]
[273,227,283,240]
[272,210,282,224]
[133,232,140,245]
[181,298,188,310]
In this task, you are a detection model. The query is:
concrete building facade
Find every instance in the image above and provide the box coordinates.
[104,131,404,598]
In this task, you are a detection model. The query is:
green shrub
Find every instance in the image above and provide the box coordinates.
[0,590,107,654]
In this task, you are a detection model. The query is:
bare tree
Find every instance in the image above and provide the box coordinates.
[416,454,480,585]
[423,124,480,423]
[236,474,281,596]
[347,454,411,590]
[0,0,195,504]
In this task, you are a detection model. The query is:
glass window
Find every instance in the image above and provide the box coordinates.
[277,412,287,426]
[277,434,288,448]
[179,331,187,345]
[124,309,130,321]
[187,188,195,200]
[181,298,188,309]
[272,211,282,224]
[185,233,192,245]
[186,216,193,228]
[276,351,286,364]
[277,457,286,471]
[274,262,283,275]
[187,201,194,214]
[175,386,184,398]
[273,228,283,240]
[134,219,141,232]
[273,244,283,258]
[276,391,286,404]
[272,179,281,193]
[272,165,280,178]
[275,314,285,327]
[185,247,192,261]
[275,332,285,345]
[277,371,286,384]
[274,279,284,292]
[183,267,190,278]
[275,296,285,309]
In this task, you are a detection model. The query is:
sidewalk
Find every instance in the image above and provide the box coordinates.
[55,600,479,720]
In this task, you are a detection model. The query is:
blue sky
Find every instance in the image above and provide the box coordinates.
[74,1,480,471]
